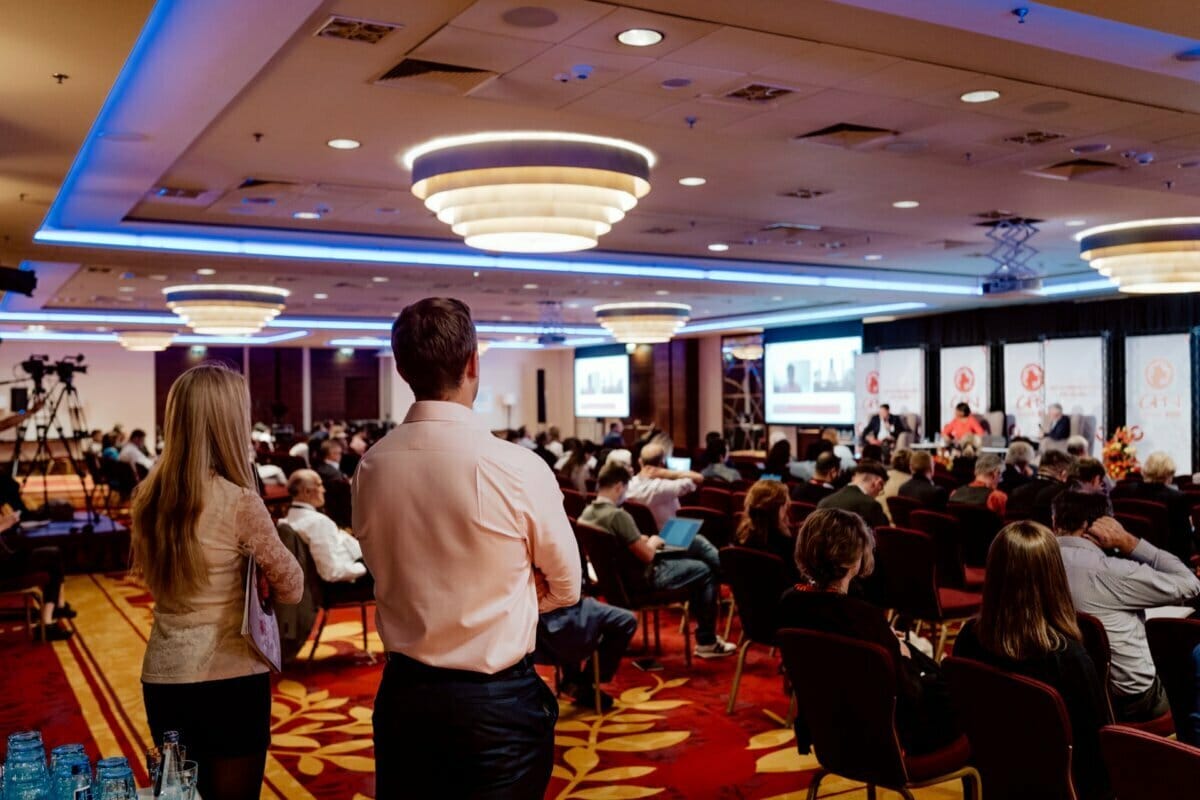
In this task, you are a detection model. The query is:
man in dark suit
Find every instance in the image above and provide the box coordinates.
[817,460,889,529]
[1044,403,1071,441]
[1007,449,1073,524]
[860,403,910,447]
[791,452,841,504]
[897,451,948,509]
[314,439,348,487]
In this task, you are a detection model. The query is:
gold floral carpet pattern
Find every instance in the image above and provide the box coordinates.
[8,573,973,799]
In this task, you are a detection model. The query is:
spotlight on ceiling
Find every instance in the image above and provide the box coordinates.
[892,200,920,209]
[707,243,729,252]
[678,177,707,187]
[960,89,1001,103]
[616,28,663,47]
[292,211,322,220]
[326,138,361,150]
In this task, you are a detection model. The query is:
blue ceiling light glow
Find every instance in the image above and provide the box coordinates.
[0,329,309,346]
[329,337,546,350]
[1035,279,1119,297]
[679,303,927,334]
[0,311,180,325]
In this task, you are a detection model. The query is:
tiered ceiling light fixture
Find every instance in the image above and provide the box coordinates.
[729,343,764,361]
[404,132,655,253]
[116,330,176,352]
[163,284,290,335]
[1077,218,1200,293]
[594,302,691,344]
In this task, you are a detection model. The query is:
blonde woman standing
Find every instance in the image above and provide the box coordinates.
[132,363,303,800]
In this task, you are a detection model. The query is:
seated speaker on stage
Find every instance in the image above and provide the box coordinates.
[1043,403,1071,441]
[285,469,370,585]
[940,402,985,443]
[859,403,909,449]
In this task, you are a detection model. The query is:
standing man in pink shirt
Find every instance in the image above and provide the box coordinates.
[354,297,581,798]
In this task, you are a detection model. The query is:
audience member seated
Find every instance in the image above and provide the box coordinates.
[287,438,310,467]
[558,446,592,495]
[626,443,704,530]
[1067,435,1090,458]
[284,470,370,585]
[701,439,740,484]
[1052,491,1200,723]
[514,425,536,449]
[949,453,1008,517]
[1044,403,1071,442]
[898,451,949,509]
[953,520,1112,800]
[535,595,637,711]
[314,440,348,487]
[763,439,792,477]
[119,428,155,477]
[821,427,857,471]
[101,433,120,461]
[941,402,985,443]
[781,508,958,755]
[860,402,909,450]
[602,421,624,449]
[1071,457,1111,496]
[1007,449,1074,523]
[816,460,889,529]
[789,439,834,482]
[735,480,797,577]
[1000,440,1036,494]
[859,443,884,464]
[1111,451,1196,561]
[545,427,564,459]
[791,452,841,504]
[533,432,558,470]
[883,449,911,499]
[580,464,734,658]
[0,508,75,641]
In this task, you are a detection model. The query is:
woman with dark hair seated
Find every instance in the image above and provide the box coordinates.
[763,439,791,477]
[780,509,958,755]
[954,520,1112,800]
[734,480,797,580]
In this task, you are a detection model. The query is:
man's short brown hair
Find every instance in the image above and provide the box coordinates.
[391,298,477,400]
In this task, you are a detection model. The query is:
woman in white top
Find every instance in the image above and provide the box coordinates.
[132,363,303,800]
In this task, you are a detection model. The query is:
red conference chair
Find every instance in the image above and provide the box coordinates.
[719,547,791,714]
[676,506,732,548]
[790,501,818,528]
[932,473,960,493]
[733,478,756,493]
[945,503,1003,567]
[1112,499,1170,550]
[1114,513,1156,548]
[622,500,660,536]
[561,488,587,520]
[944,656,1078,800]
[1076,612,1175,737]
[886,494,924,528]
[778,629,980,800]
[1146,617,1200,738]
[696,486,733,515]
[732,491,750,514]
[909,510,983,590]
[1098,725,1200,800]
[873,526,981,659]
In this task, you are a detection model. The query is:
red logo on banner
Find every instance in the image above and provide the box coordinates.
[1021,363,1044,392]
[954,367,975,393]
[866,371,879,395]
[1146,358,1174,390]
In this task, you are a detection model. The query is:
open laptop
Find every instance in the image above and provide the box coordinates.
[666,456,692,472]
[658,517,703,551]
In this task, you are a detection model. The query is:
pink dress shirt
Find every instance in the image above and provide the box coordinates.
[941,415,985,441]
[353,401,581,674]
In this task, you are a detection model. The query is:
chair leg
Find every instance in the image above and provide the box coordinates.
[723,596,738,642]
[805,769,827,800]
[726,639,752,714]
[935,622,949,663]
[653,609,662,655]
[308,609,328,662]
[592,652,603,715]
[683,605,692,668]
[24,592,34,639]
[786,692,797,727]
[897,789,916,800]
[640,609,651,652]
[866,786,877,800]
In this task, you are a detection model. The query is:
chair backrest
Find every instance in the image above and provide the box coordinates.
[872,526,943,620]
[101,457,139,495]
[277,521,323,607]
[275,454,307,477]
[561,488,587,520]
[901,412,921,440]
[676,505,732,548]
[932,473,960,492]
[1070,415,1097,455]
[1112,499,1169,548]
[323,479,352,528]
[732,490,750,513]
[1075,611,1119,720]
[945,504,1003,567]
[572,518,639,608]
[886,494,923,528]
[944,656,1078,800]
[778,628,909,787]
[719,547,790,645]
[908,510,967,589]
[622,500,660,536]
[790,501,818,527]
[1146,617,1200,738]
[733,478,756,493]
[696,486,732,515]
[984,411,1007,443]
[1113,513,1159,549]
[1099,725,1200,799]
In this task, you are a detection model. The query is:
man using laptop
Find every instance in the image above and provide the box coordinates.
[581,464,735,659]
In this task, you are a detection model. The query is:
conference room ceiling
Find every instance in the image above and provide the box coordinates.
[5,0,1200,343]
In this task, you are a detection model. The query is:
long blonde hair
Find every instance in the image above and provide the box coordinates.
[131,363,256,606]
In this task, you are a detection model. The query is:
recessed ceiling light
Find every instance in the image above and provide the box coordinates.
[119,286,137,292]
[96,326,109,333]
[372,276,389,283]
[616,28,663,47]
[313,292,328,300]
[196,268,216,276]
[472,271,480,277]
[708,243,729,252]
[678,177,706,187]
[1064,219,1087,227]
[771,296,783,302]
[149,273,167,281]
[293,211,322,220]
[864,254,883,261]
[501,315,512,321]
[566,303,580,309]
[326,138,361,150]
[960,89,1001,104]
[27,325,44,332]
[655,289,670,296]
[523,283,539,289]
[892,200,920,209]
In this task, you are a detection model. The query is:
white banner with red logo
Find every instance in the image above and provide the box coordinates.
[1126,333,1191,473]
[940,345,990,432]
[854,352,880,437]
[1004,342,1045,439]
[878,348,925,431]
[1044,337,1105,449]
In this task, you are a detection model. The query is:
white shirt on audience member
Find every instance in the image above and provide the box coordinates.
[285,501,366,583]
[626,473,696,530]
[119,442,155,473]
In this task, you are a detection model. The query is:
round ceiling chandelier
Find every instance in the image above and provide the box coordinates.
[729,343,764,361]
[116,330,176,352]
[594,302,690,344]
[1077,218,1200,293]
[404,132,655,253]
[163,284,289,335]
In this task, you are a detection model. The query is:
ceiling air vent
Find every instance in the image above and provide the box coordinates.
[724,83,794,104]
[641,226,677,235]
[1025,159,1120,181]
[314,16,400,44]
[1002,130,1066,146]
[794,123,898,149]
[925,239,975,250]
[152,186,205,200]
[780,188,828,199]
[374,58,497,95]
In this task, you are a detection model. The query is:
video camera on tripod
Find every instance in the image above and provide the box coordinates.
[19,354,87,391]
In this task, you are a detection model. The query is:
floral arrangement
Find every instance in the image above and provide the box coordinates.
[1103,426,1143,480]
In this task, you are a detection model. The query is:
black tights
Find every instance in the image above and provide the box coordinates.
[197,751,267,800]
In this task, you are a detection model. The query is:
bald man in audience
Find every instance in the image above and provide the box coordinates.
[284,470,370,585]
[626,443,705,530]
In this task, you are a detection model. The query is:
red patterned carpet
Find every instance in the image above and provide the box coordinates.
[0,573,964,799]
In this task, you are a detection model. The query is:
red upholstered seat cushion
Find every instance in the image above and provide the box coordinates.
[1122,710,1175,738]
[904,734,970,782]
[964,566,985,589]
[938,588,982,616]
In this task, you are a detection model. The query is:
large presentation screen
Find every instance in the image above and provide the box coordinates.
[574,352,630,418]
[765,335,861,425]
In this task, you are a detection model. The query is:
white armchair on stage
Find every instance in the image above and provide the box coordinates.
[896,413,921,451]
[1040,414,1097,455]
